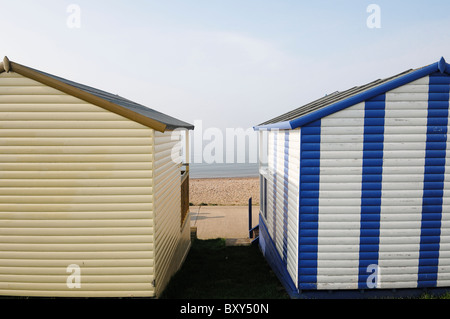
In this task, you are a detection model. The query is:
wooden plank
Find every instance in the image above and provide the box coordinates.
[0,290,155,297]
[0,120,144,129]
[0,145,153,154]
[0,112,126,121]
[0,266,154,275]
[0,251,154,259]
[0,194,153,204]
[0,137,153,146]
[0,179,153,188]
[0,202,153,212]
[0,104,108,112]
[0,274,154,283]
[0,211,152,220]
[0,154,153,163]
[0,129,152,137]
[0,219,152,227]
[0,186,153,195]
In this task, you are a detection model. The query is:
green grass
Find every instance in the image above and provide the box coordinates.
[417,292,450,299]
[160,238,289,299]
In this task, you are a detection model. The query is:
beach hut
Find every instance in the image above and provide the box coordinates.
[254,57,450,298]
[0,56,193,297]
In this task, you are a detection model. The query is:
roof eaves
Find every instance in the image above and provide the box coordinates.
[8,60,169,132]
[289,61,439,129]
[30,67,194,131]
[4,58,194,132]
[260,81,386,126]
[254,121,293,131]
[254,58,443,131]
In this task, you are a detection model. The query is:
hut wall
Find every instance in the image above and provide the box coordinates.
[263,128,300,288]
[153,130,190,297]
[0,72,156,297]
[300,73,450,290]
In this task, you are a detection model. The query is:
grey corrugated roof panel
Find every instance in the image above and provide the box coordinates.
[258,68,416,126]
[28,66,194,131]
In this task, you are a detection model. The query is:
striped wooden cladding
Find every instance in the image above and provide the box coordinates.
[261,73,450,293]
[265,129,300,288]
[300,77,436,290]
[299,120,321,290]
[418,73,450,288]
[0,71,156,297]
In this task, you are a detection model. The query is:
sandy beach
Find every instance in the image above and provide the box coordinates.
[189,177,259,206]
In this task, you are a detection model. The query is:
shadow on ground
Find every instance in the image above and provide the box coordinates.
[161,238,289,299]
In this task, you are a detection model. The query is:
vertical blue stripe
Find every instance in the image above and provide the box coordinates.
[298,120,321,290]
[282,131,290,264]
[418,73,450,288]
[272,131,278,245]
[358,94,386,289]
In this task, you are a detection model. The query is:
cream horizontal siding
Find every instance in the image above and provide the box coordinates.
[0,137,154,145]
[0,203,153,212]
[153,130,190,297]
[0,71,155,297]
[0,156,152,163]
[0,121,144,129]
[0,129,153,137]
[0,145,153,153]
[0,187,153,195]
[0,179,152,187]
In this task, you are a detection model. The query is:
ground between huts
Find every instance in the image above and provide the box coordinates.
[160,238,289,299]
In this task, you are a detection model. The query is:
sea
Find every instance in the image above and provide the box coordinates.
[189,163,259,179]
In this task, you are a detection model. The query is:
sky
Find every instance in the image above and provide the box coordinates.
[1,0,450,133]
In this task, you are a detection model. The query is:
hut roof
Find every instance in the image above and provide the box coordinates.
[255,57,450,130]
[0,56,193,132]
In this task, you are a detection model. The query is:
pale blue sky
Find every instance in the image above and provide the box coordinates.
[1,0,450,130]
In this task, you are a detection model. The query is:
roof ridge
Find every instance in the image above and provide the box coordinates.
[255,59,445,130]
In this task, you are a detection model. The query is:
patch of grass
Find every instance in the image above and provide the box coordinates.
[418,291,450,299]
[160,238,289,299]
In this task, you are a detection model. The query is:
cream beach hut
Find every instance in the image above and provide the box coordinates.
[0,56,193,297]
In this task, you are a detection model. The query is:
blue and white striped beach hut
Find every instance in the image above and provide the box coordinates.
[254,57,450,298]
